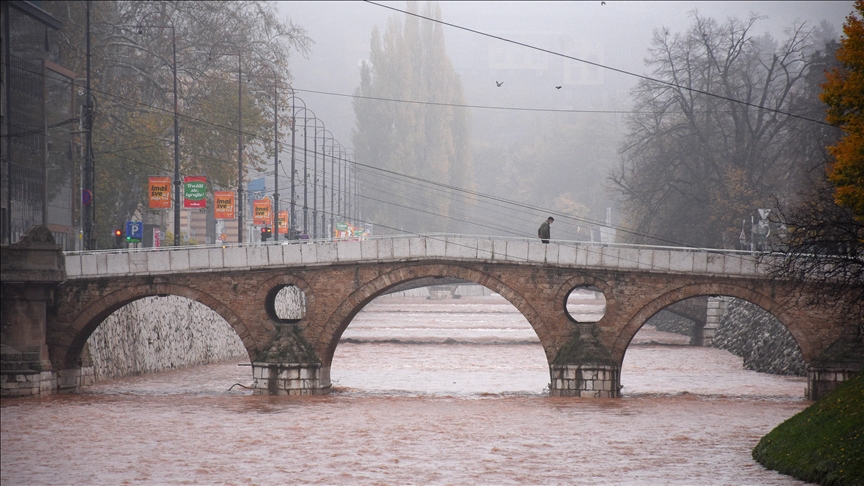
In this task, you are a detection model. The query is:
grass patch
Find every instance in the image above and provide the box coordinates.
[752,371,864,486]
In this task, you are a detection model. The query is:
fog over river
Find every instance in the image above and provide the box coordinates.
[1,294,810,485]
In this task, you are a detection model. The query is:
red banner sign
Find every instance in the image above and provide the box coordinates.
[183,176,207,209]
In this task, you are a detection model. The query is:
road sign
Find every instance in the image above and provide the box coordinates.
[82,189,93,205]
[126,221,143,242]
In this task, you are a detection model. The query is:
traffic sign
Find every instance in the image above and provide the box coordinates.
[126,221,143,242]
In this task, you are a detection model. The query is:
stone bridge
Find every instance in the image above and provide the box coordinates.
[2,229,860,399]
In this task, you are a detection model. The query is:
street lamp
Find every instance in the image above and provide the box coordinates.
[294,107,318,238]
[137,12,179,245]
[253,63,281,240]
[316,127,334,240]
[209,41,244,243]
[289,95,306,239]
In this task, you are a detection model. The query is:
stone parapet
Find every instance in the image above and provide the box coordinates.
[64,238,766,280]
[549,364,620,398]
[251,362,331,395]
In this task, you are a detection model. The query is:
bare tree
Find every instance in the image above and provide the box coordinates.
[612,12,825,248]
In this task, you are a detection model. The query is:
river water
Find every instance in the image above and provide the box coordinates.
[1,294,810,485]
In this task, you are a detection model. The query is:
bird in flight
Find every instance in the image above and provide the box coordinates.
[555,86,562,89]
[496,81,503,87]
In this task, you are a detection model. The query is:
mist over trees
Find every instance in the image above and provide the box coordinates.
[768,2,864,316]
[352,2,472,234]
[612,12,838,248]
[44,1,308,247]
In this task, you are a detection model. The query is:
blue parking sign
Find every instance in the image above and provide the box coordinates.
[126,221,143,242]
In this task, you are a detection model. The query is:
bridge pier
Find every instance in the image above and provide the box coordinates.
[252,323,331,395]
[0,227,91,397]
[252,363,331,395]
[549,324,620,397]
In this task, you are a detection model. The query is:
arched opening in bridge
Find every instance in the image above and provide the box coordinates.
[565,285,606,322]
[620,295,806,397]
[330,279,549,396]
[82,295,251,394]
[268,285,307,321]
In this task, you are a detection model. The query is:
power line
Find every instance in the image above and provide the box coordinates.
[364,0,836,130]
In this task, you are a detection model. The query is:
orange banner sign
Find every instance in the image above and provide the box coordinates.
[148,176,171,209]
[277,211,288,234]
[214,191,235,220]
[253,199,272,225]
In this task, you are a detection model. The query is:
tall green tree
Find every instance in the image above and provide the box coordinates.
[352,2,472,234]
[45,1,308,247]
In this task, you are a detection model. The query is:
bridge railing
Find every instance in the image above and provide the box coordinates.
[63,233,758,258]
[62,234,772,280]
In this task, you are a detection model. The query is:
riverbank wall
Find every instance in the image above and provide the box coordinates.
[651,298,806,376]
[85,296,248,381]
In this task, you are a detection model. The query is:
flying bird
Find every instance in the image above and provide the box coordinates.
[555,86,562,89]
[496,81,503,87]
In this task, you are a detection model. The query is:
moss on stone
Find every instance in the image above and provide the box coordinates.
[752,371,864,486]
[552,326,616,366]
[256,325,320,363]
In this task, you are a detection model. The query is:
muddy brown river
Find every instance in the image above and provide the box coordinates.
[1,295,810,484]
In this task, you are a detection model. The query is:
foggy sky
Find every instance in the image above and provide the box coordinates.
[276,1,853,147]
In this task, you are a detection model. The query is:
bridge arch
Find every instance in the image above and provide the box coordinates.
[315,263,550,367]
[556,274,615,324]
[56,283,252,370]
[254,274,315,324]
[611,282,807,363]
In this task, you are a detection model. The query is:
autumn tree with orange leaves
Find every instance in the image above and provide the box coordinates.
[821,0,864,222]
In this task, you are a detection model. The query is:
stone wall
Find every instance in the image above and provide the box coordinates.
[647,310,696,341]
[713,298,806,376]
[649,298,805,376]
[86,296,248,381]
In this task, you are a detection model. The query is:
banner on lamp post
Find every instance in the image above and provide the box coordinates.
[253,199,272,225]
[214,191,236,220]
[277,210,288,234]
[183,176,207,209]
[148,176,172,209]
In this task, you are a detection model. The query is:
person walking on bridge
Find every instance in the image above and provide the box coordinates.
[538,216,554,243]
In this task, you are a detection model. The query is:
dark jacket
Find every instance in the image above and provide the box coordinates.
[538,221,551,240]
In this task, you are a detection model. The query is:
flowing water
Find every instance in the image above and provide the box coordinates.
[1,294,811,485]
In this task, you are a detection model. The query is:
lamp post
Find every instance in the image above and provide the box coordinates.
[289,95,306,239]
[294,107,317,238]
[316,128,334,240]
[137,12,179,245]
[254,64,281,240]
[209,41,244,243]
[345,149,357,224]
